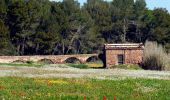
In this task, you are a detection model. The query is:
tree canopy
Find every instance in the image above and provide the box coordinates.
[0,0,169,55]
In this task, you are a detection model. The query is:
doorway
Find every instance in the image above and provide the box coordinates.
[117,54,124,64]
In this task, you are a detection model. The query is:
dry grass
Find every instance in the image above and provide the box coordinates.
[165,53,170,70]
[143,41,169,70]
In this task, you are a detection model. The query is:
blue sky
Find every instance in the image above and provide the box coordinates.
[50,0,170,12]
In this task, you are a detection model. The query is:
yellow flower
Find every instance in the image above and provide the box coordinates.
[86,83,92,89]
[35,93,41,96]
[47,93,51,97]
[48,80,68,85]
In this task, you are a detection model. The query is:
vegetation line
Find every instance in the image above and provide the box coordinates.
[0,0,169,56]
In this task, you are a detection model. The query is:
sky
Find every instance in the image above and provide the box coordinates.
[50,0,170,12]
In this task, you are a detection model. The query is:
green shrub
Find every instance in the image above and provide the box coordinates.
[143,41,169,70]
[26,61,34,64]
[112,64,142,70]
[68,64,89,69]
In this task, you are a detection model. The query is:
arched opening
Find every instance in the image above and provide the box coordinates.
[38,59,54,64]
[86,56,104,68]
[64,57,81,64]
[86,56,99,62]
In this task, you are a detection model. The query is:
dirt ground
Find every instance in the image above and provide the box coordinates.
[0,64,170,80]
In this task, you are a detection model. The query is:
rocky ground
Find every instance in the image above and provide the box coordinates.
[0,64,170,80]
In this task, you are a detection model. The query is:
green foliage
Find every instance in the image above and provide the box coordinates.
[0,20,16,55]
[112,64,142,70]
[0,0,8,20]
[0,77,170,99]
[0,20,9,49]
[26,60,34,64]
[0,0,169,55]
[68,64,89,69]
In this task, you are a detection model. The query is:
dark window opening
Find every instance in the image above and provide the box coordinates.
[117,54,124,64]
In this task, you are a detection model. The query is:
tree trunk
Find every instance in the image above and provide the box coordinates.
[123,18,127,43]
[52,45,58,55]
[35,43,39,55]
[62,40,65,55]
[17,44,21,55]
[21,37,26,55]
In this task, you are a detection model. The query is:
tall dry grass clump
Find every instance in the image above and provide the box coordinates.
[166,53,170,70]
[143,41,169,70]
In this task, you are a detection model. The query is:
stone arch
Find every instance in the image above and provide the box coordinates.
[37,59,54,64]
[86,56,100,62]
[64,57,82,64]
[86,55,104,68]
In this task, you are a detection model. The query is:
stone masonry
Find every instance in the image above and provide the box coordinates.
[0,54,98,64]
[104,43,144,68]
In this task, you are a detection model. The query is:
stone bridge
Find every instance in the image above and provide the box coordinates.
[0,54,99,64]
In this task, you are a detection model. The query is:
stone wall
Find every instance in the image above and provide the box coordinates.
[0,54,98,64]
[105,49,143,68]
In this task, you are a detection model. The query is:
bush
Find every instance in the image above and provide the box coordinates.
[68,64,89,69]
[165,53,170,70]
[26,61,34,64]
[143,41,169,70]
[112,64,142,70]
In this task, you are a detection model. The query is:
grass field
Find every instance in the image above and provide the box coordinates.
[0,77,170,100]
[0,63,43,67]
[0,62,142,70]
[0,62,104,69]
[67,63,142,70]
[67,62,104,69]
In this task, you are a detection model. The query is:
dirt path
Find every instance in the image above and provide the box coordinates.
[0,65,170,80]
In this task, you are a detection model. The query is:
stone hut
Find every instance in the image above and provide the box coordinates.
[103,43,144,68]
